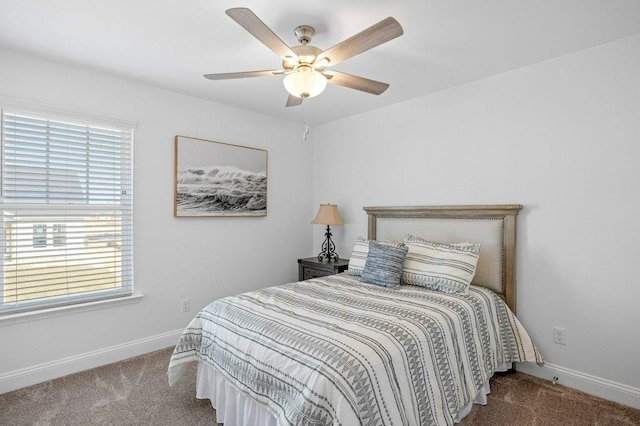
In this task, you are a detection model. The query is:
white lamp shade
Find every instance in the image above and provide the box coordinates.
[283,68,327,99]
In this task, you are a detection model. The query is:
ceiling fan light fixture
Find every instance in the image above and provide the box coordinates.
[283,66,327,99]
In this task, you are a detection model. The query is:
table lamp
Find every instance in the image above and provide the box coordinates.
[312,203,344,262]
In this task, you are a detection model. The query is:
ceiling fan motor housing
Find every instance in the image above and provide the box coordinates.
[283,45,324,71]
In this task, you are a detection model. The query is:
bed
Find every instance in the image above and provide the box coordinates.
[168,204,543,425]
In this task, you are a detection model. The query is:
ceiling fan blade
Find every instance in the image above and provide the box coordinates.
[316,17,403,67]
[203,70,282,80]
[324,71,389,95]
[286,94,303,107]
[226,8,298,60]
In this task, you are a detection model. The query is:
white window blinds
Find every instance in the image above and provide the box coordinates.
[0,108,134,315]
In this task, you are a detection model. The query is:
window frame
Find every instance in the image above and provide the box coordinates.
[0,103,135,316]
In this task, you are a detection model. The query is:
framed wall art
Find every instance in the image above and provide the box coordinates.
[174,135,268,217]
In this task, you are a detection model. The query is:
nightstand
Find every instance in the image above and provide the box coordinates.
[298,257,349,281]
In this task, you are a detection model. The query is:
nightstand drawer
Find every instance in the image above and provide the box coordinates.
[298,257,349,281]
[302,267,334,280]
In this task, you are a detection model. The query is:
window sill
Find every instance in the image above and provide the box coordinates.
[0,293,144,326]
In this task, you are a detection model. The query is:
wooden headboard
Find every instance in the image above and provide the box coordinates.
[364,204,523,313]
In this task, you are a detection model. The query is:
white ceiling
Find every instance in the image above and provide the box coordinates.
[1,0,640,125]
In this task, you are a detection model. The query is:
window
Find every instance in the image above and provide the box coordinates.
[32,224,47,248]
[52,224,66,247]
[0,107,134,315]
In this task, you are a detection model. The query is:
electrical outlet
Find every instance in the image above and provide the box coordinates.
[553,327,567,345]
[181,298,190,313]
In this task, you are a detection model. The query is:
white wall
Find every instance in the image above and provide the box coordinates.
[0,49,314,391]
[313,35,640,407]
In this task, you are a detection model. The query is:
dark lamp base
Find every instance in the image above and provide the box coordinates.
[317,225,340,263]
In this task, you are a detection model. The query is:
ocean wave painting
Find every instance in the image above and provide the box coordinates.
[174,136,268,217]
[176,166,267,216]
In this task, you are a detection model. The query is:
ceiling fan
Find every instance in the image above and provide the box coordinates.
[204,8,404,107]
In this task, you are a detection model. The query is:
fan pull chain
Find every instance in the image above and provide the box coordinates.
[302,102,310,141]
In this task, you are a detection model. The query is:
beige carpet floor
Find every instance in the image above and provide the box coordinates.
[1,347,638,425]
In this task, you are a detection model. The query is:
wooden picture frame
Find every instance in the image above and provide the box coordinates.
[174,135,268,217]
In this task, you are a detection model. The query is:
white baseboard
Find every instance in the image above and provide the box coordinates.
[0,329,183,394]
[517,362,640,409]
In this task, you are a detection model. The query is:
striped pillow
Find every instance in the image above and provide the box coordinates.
[402,234,480,294]
[347,237,404,276]
[362,241,409,288]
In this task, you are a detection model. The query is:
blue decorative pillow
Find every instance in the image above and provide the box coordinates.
[362,240,408,288]
[347,237,404,276]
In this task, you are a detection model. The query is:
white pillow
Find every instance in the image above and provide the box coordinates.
[347,237,404,276]
[401,234,480,294]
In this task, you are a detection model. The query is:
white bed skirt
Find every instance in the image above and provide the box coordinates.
[196,361,511,425]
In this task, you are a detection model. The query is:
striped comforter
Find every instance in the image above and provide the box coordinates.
[168,274,542,425]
